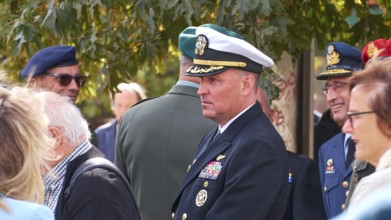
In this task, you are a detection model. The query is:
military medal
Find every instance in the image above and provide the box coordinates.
[288,171,293,184]
[195,189,208,207]
[326,159,335,174]
[199,161,222,180]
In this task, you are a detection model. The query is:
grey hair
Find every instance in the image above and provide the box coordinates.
[117,82,147,101]
[40,91,91,146]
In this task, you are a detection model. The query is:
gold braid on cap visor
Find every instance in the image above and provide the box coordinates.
[194,59,247,68]
[323,69,352,74]
[187,65,225,74]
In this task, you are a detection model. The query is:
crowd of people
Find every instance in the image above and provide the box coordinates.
[0,23,390,220]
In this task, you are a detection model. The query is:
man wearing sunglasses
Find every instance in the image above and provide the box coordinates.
[315,42,363,218]
[22,45,98,147]
[22,45,85,104]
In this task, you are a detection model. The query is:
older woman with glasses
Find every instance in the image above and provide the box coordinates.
[340,56,391,210]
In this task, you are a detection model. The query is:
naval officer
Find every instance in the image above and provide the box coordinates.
[171,24,288,220]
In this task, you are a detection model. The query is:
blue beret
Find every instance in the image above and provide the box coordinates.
[179,27,197,59]
[22,45,78,78]
[316,42,362,80]
[186,24,274,76]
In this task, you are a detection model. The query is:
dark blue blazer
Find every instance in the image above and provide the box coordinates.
[95,120,117,162]
[319,132,352,218]
[284,151,326,220]
[172,103,288,220]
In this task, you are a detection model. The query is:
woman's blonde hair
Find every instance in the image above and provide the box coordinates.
[0,87,54,210]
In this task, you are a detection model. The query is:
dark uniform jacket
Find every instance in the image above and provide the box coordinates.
[172,103,288,220]
[284,151,326,220]
[55,146,140,220]
[318,133,352,218]
[314,109,340,161]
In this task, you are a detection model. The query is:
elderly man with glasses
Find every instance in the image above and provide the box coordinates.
[22,45,98,146]
[315,42,364,219]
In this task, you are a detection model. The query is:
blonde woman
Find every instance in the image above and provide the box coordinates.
[0,87,54,219]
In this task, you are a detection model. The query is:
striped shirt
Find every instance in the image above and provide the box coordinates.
[43,140,92,212]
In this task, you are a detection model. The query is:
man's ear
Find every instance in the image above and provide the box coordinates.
[241,74,255,95]
[48,126,63,151]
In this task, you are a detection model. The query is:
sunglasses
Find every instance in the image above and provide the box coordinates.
[46,73,87,88]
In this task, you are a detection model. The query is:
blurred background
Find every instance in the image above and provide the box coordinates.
[1,0,390,157]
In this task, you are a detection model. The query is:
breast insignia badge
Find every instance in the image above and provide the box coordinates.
[216,155,226,161]
[288,171,293,184]
[326,158,335,174]
[195,189,208,207]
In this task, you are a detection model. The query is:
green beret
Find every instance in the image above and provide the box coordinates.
[179,27,197,59]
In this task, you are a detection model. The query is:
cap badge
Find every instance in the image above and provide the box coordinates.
[367,42,378,58]
[326,45,340,66]
[195,189,208,207]
[195,35,207,56]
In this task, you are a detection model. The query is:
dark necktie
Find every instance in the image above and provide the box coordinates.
[346,138,356,168]
[213,130,221,141]
[198,130,221,157]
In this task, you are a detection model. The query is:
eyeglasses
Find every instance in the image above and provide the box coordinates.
[346,110,376,128]
[322,82,348,95]
[46,73,87,88]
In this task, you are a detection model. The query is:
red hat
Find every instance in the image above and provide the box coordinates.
[362,38,391,64]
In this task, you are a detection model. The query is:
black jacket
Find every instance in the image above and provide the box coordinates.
[284,151,327,220]
[55,146,140,220]
[172,103,288,220]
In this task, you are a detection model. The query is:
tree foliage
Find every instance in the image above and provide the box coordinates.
[0,0,390,119]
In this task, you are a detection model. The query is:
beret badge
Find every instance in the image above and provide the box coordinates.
[366,42,378,58]
[195,35,207,56]
[326,45,340,66]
